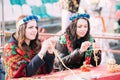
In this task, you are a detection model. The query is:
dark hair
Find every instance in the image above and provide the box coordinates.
[15,15,41,54]
[118,19,120,25]
[66,18,90,49]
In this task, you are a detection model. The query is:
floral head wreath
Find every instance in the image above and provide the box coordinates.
[69,13,90,21]
[16,15,39,28]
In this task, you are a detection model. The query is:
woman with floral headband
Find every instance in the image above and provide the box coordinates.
[4,15,55,79]
[54,13,101,71]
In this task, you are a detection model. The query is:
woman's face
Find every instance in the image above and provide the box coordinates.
[76,18,88,39]
[25,20,38,42]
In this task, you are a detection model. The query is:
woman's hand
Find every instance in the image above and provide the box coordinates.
[47,37,58,54]
[38,36,58,58]
[80,41,91,53]
[92,42,101,54]
[38,40,48,58]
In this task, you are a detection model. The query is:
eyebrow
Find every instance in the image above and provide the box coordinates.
[77,24,88,26]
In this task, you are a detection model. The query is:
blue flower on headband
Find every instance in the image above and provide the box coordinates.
[17,15,39,28]
[69,13,90,21]
[23,15,38,23]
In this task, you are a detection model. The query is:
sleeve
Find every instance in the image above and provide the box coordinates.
[55,41,84,67]
[43,52,55,74]
[90,50,102,66]
[26,52,55,76]
[89,36,102,66]
[26,55,44,77]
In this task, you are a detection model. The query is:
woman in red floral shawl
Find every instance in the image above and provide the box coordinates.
[4,15,55,80]
[54,13,101,71]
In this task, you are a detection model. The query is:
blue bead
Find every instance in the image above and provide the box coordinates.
[33,15,38,22]
[80,14,84,18]
[86,14,90,19]
[23,19,26,22]
[26,17,29,21]
[23,19,27,23]
[29,16,32,20]
[69,17,73,20]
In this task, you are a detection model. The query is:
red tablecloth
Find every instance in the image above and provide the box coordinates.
[10,65,120,80]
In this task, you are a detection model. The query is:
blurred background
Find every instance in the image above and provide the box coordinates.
[0,0,120,33]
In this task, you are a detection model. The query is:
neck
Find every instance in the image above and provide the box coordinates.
[25,39,30,46]
[77,36,81,39]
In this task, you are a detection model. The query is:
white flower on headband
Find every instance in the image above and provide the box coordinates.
[16,15,39,29]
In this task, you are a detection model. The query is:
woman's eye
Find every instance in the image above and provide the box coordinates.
[84,26,87,28]
[77,25,88,28]
[35,26,38,29]
[77,26,82,28]
[28,26,37,29]
[28,26,33,29]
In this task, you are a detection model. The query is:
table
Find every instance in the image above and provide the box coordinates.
[10,65,120,80]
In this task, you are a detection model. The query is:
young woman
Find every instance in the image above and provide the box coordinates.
[54,13,101,71]
[4,15,55,80]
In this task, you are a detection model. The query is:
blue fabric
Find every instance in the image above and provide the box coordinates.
[0,60,5,80]
[26,53,55,76]
[26,55,44,77]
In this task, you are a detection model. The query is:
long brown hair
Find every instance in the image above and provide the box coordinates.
[66,18,90,49]
[15,15,41,54]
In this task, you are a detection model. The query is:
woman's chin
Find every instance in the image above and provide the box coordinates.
[30,37,36,40]
[78,35,85,38]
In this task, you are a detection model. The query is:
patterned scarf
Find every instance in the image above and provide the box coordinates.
[59,34,94,65]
